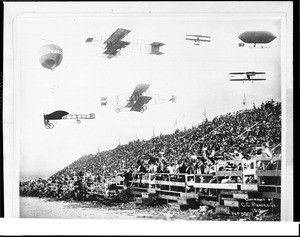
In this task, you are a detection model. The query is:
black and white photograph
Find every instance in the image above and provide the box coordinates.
[2,1,296,235]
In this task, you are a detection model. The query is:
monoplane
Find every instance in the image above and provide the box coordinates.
[228,72,266,82]
[185,34,211,45]
[100,83,176,113]
[43,110,95,129]
[86,28,165,58]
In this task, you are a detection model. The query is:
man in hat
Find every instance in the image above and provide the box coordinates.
[255,142,272,160]
[137,159,147,173]
[149,160,158,174]
[262,142,272,158]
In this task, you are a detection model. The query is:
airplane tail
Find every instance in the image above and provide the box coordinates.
[170,95,177,103]
[150,42,165,55]
[101,97,108,106]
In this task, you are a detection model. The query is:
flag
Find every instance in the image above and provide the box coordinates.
[116,96,119,107]
[243,94,246,106]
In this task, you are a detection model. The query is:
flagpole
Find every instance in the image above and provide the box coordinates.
[243,93,247,110]
[174,117,178,131]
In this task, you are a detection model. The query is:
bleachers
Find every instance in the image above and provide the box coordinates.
[19,100,281,214]
[127,157,281,212]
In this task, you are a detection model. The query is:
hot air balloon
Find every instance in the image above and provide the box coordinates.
[38,44,63,71]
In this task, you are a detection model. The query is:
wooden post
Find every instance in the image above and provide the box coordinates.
[185,174,187,194]
[217,190,221,206]
[257,175,261,186]
[241,159,245,184]
[169,174,171,192]
[271,198,275,214]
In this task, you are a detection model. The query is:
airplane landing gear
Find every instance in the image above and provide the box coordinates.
[45,122,54,129]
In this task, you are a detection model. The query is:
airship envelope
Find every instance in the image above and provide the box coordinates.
[238,31,277,44]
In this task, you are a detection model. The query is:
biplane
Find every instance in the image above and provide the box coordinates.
[86,28,165,58]
[228,72,266,82]
[43,110,95,129]
[185,34,211,45]
[100,83,176,113]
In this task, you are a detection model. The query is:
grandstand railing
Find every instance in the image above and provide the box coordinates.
[128,157,281,199]
[20,156,281,203]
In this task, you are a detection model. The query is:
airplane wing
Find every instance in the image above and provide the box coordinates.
[130,96,152,112]
[186,38,211,42]
[186,34,211,38]
[104,28,131,45]
[103,40,130,56]
[103,48,118,56]
[229,79,247,81]
[126,83,150,107]
[132,83,150,96]
[45,110,69,120]
[86,37,94,43]
[185,38,197,41]
[229,72,247,75]
[230,79,266,81]
[253,72,266,75]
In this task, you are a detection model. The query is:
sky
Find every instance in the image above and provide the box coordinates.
[18,13,281,174]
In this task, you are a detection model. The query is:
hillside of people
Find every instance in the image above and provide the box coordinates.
[51,99,281,180]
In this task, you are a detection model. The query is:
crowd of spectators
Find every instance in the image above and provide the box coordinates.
[20,100,281,199]
[20,170,124,200]
[55,100,281,177]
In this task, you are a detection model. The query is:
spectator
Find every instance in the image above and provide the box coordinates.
[136,159,147,173]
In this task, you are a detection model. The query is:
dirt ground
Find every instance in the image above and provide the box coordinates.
[19,197,280,221]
